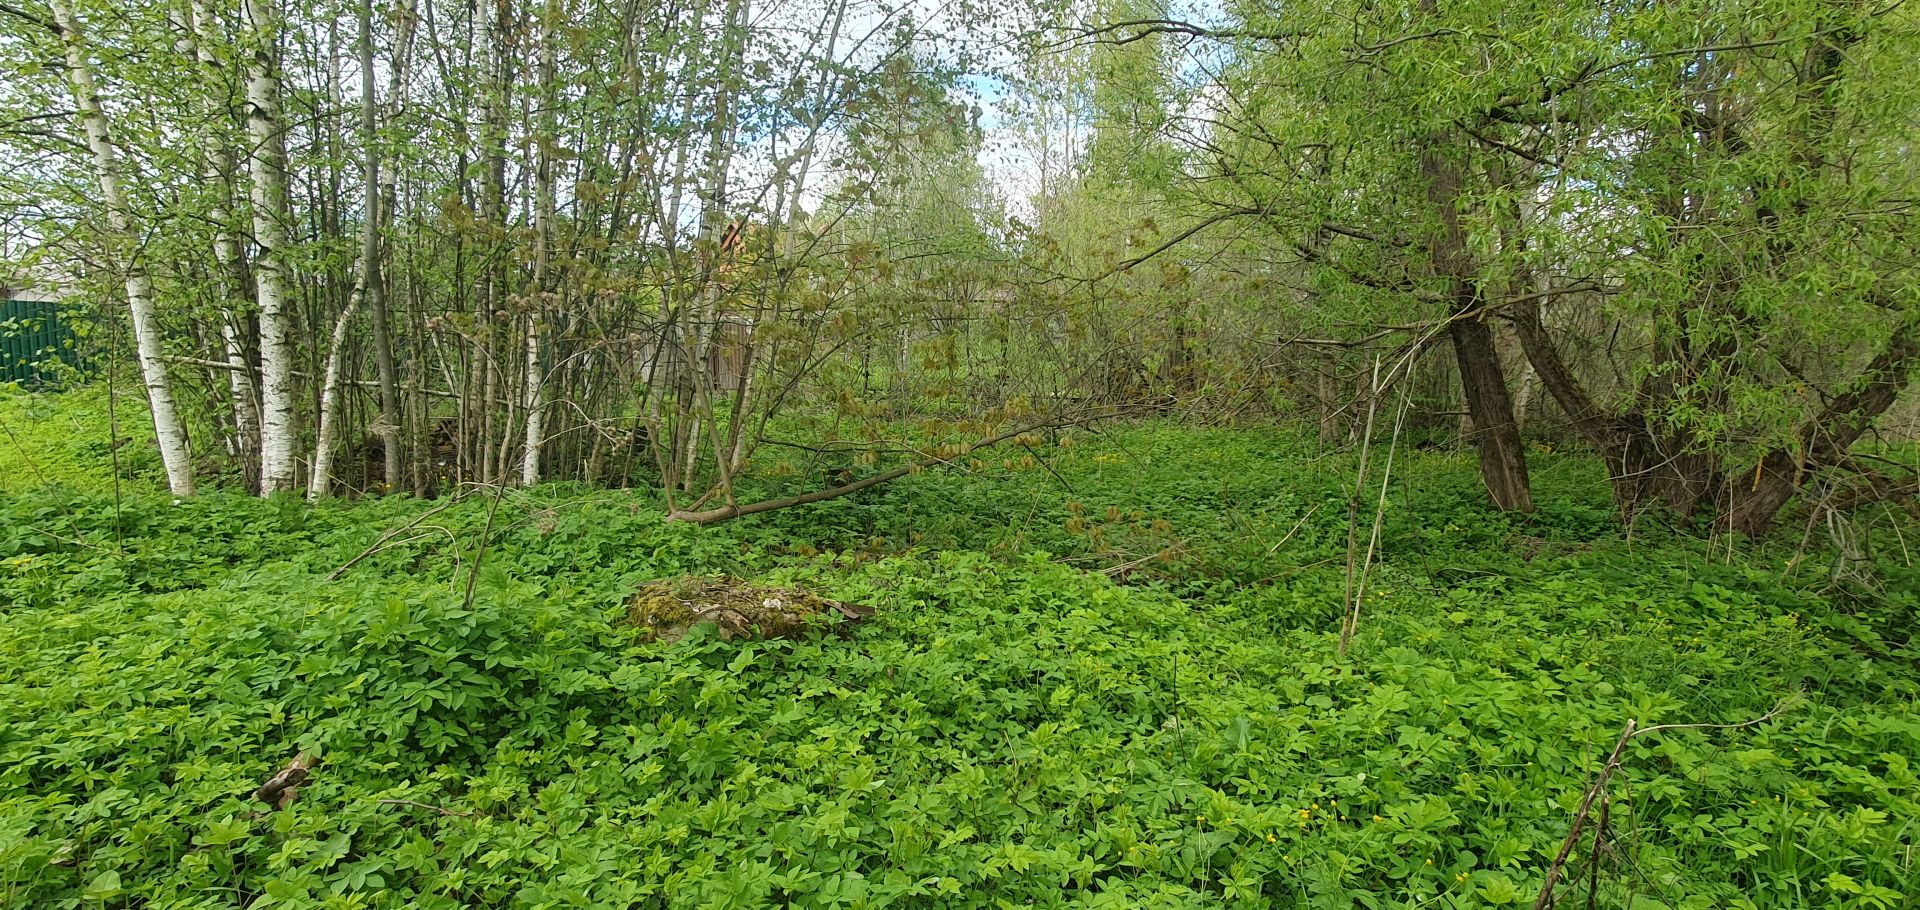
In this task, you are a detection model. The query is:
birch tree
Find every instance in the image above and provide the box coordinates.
[242,0,299,494]
[184,0,261,487]
[308,0,387,500]
[48,0,196,497]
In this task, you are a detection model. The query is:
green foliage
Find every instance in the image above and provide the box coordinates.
[1,424,1916,908]
[0,384,163,496]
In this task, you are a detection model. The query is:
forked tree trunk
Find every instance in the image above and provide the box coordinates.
[51,0,196,497]
[243,0,299,494]
[1422,141,1533,512]
[1450,316,1534,512]
[1728,319,1920,535]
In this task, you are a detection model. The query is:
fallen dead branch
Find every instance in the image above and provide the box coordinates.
[665,412,1108,525]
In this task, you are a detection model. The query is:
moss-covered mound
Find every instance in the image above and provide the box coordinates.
[628,574,872,642]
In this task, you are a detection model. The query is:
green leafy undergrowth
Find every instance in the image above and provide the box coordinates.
[728,424,1624,597]
[0,424,1915,908]
[0,385,163,496]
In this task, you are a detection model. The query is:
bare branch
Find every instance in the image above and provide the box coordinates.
[666,411,1116,525]
[1047,18,1301,49]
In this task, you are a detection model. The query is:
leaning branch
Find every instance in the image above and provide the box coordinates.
[1274,282,1605,348]
[1824,465,1920,515]
[1088,206,1268,283]
[0,1,55,31]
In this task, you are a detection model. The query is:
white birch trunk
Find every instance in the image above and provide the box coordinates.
[521,0,557,487]
[51,0,196,497]
[520,319,543,485]
[243,0,298,494]
[310,0,389,501]
[184,0,260,473]
[308,284,364,500]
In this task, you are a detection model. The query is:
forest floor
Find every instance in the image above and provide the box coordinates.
[1,389,1916,908]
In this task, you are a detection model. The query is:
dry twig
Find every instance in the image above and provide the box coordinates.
[1532,699,1797,910]
[377,799,473,817]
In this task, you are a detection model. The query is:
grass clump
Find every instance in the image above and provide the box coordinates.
[0,384,163,496]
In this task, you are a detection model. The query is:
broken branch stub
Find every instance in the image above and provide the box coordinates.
[254,751,317,810]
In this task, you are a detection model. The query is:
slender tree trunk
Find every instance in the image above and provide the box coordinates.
[520,319,544,485]
[51,0,196,497]
[182,1,260,486]
[474,0,511,484]
[675,0,748,494]
[366,0,405,490]
[521,0,558,487]
[309,289,364,500]
[243,0,299,494]
[724,324,759,471]
[310,0,389,501]
[221,317,259,462]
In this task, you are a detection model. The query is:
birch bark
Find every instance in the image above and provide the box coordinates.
[50,0,196,497]
[185,0,261,485]
[242,0,299,494]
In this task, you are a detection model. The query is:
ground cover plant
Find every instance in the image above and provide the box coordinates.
[2,418,1915,909]
[9,0,1920,904]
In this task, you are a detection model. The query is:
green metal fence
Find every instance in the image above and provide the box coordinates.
[1,297,79,387]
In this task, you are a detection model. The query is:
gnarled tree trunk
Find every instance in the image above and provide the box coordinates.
[1422,140,1532,512]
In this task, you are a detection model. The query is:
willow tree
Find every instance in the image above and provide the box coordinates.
[1103,0,1546,511]
[1505,0,1920,534]
[1086,0,1920,530]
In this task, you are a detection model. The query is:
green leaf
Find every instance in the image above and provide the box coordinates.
[81,870,122,903]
